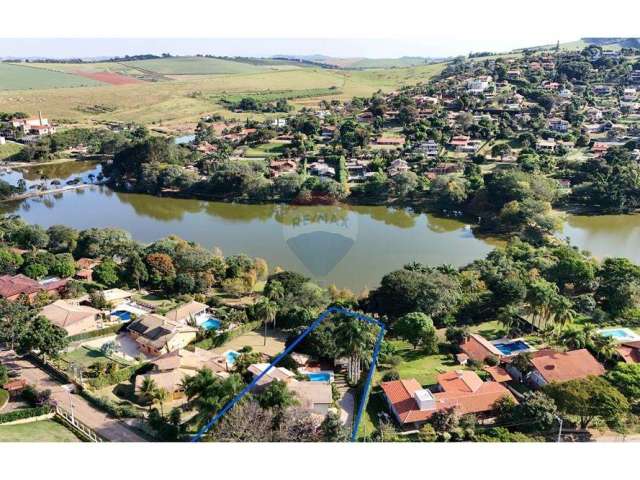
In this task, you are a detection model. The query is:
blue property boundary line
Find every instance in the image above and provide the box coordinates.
[191,306,386,442]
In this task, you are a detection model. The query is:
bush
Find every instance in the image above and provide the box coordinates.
[0,389,8,410]
[79,389,142,419]
[66,324,122,342]
[382,369,400,382]
[485,355,499,367]
[88,363,146,389]
[0,406,52,424]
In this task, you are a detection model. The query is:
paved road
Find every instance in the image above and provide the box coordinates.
[1,350,146,442]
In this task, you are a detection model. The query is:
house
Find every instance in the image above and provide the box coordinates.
[288,381,333,416]
[134,348,229,399]
[40,299,101,336]
[506,70,521,80]
[467,76,492,94]
[483,366,513,383]
[616,341,640,364]
[0,274,67,302]
[381,370,515,428]
[321,126,337,139]
[593,85,612,96]
[622,88,637,102]
[526,349,605,388]
[536,138,556,153]
[0,274,44,301]
[387,159,410,177]
[308,162,335,178]
[164,300,208,325]
[375,136,405,147]
[429,163,462,175]
[548,118,570,133]
[127,313,198,357]
[75,258,100,282]
[247,362,332,416]
[415,140,439,157]
[269,159,298,178]
[102,288,133,307]
[459,334,504,363]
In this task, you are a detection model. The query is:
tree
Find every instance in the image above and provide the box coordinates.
[607,363,640,403]
[335,316,375,383]
[394,312,438,352]
[93,259,121,287]
[596,258,640,316]
[0,248,24,275]
[152,387,169,418]
[209,400,275,442]
[138,377,158,410]
[46,225,78,253]
[254,297,279,346]
[320,411,348,442]
[13,225,49,250]
[17,316,68,360]
[124,254,148,290]
[544,376,629,429]
[145,252,176,287]
[258,380,297,410]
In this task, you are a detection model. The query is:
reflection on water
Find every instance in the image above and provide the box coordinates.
[0,183,494,290]
[562,213,640,263]
[4,163,637,288]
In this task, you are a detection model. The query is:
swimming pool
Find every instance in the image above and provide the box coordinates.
[598,327,640,342]
[493,339,532,356]
[111,310,132,322]
[200,317,221,331]
[304,372,333,382]
[224,350,240,366]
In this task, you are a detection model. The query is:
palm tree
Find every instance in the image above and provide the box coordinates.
[255,298,278,346]
[335,317,375,384]
[152,387,169,418]
[590,335,618,363]
[139,377,158,411]
[551,296,576,328]
[559,325,588,350]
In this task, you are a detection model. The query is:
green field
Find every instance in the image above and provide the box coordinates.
[0,63,105,90]
[0,142,23,161]
[128,57,274,75]
[0,420,80,442]
[0,61,446,130]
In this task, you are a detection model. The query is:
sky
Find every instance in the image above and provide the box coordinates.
[1,0,638,58]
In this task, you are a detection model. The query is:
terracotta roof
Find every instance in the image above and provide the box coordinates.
[381,374,515,425]
[484,366,513,383]
[617,341,640,364]
[530,349,605,383]
[288,381,333,407]
[40,300,100,329]
[0,274,42,298]
[164,301,208,323]
[3,378,27,392]
[459,334,503,362]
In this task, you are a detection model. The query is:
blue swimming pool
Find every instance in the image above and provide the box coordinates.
[224,350,240,365]
[493,340,531,356]
[200,317,221,331]
[599,328,640,342]
[305,372,332,382]
[112,310,132,322]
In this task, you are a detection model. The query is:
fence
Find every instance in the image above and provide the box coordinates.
[55,404,105,443]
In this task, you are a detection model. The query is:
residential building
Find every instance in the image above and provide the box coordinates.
[387,159,410,177]
[127,313,198,357]
[164,300,208,325]
[467,76,492,94]
[375,136,405,147]
[526,349,605,388]
[381,370,515,428]
[0,274,67,302]
[134,348,229,399]
[459,333,504,362]
[308,162,335,178]
[548,118,570,133]
[617,341,640,364]
[536,138,556,153]
[75,258,100,282]
[40,299,101,336]
[415,140,439,157]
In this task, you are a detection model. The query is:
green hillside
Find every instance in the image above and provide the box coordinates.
[0,63,105,90]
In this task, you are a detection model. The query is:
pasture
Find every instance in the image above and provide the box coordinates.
[0,61,446,131]
[0,63,104,90]
[127,56,275,75]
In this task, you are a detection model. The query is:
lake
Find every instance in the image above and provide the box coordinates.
[1,161,639,290]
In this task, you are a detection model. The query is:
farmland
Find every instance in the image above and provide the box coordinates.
[0,60,446,131]
[0,63,105,90]
[127,56,279,75]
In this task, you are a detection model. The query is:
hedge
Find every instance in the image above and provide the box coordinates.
[0,406,52,424]
[79,390,143,419]
[194,320,262,349]
[87,363,146,390]
[0,389,8,410]
[67,323,123,343]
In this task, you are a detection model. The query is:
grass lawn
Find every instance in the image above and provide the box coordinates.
[129,57,270,75]
[60,345,130,369]
[0,142,23,161]
[0,63,104,90]
[244,142,287,158]
[0,420,80,442]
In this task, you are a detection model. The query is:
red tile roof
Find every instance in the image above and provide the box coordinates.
[484,366,513,383]
[381,372,515,425]
[459,334,503,362]
[617,342,640,364]
[530,349,605,383]
[0,274,42,298]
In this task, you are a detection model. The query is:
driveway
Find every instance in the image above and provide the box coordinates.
[0,349,146,442]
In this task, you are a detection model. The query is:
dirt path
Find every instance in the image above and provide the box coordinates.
[0,350,146,442]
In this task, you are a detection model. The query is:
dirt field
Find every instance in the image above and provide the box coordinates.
[72,71,143,85]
